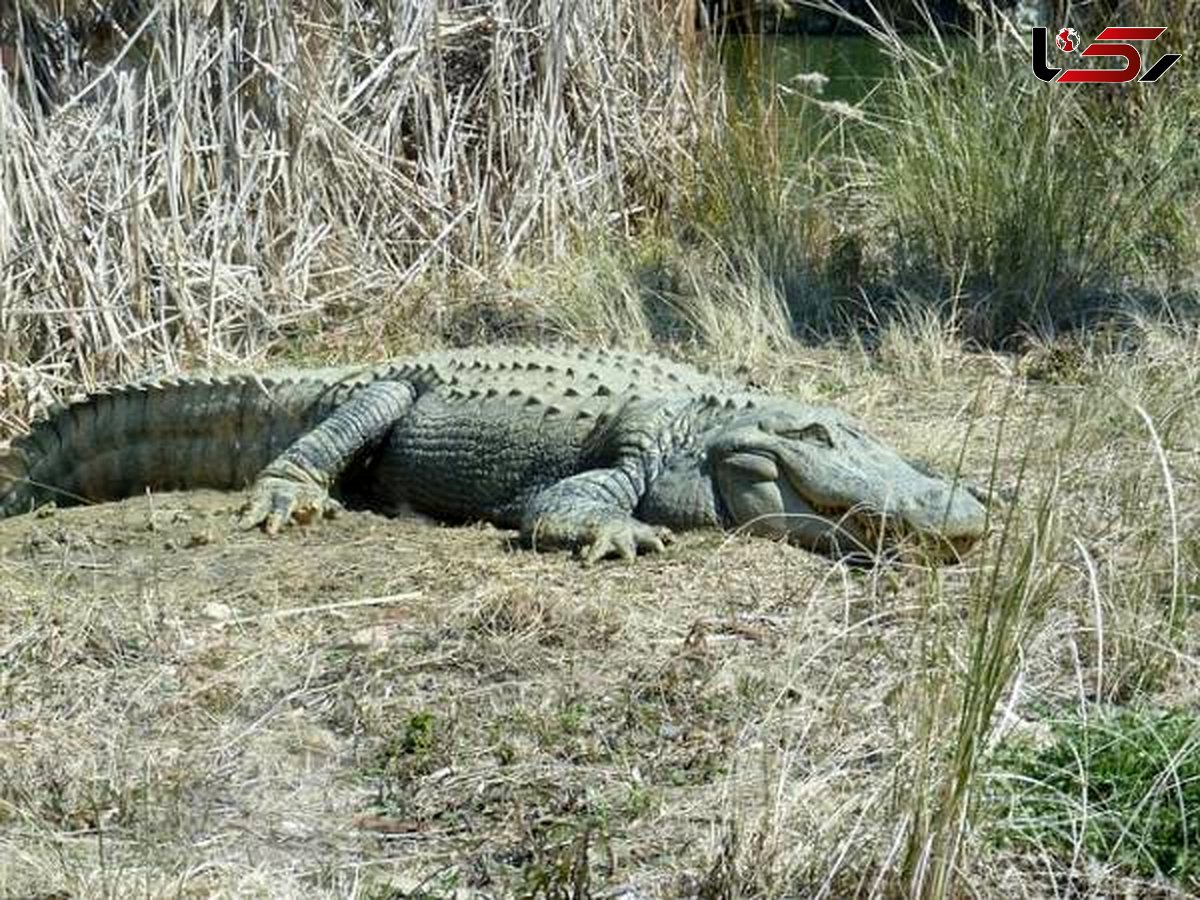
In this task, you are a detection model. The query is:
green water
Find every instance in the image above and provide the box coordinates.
[723,34,894,108]
[721,34,909,167]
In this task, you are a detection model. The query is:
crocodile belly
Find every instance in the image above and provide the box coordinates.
[362,399,586,527]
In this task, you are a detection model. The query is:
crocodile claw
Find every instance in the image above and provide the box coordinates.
[239,476,343,534]
[579,522,674,565]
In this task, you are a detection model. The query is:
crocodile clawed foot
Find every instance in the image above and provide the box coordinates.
[239,476,343,534]
[579,522,674,566]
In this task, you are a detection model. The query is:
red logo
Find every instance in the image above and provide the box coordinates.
[1033,26,1182,83]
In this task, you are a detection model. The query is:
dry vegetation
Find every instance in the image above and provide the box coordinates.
[2,1,1200,898]
[0,0,707,425]
[2,325,1198,898]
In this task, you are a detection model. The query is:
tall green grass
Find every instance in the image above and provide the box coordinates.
[875,35,1196,344]
[680,1,1199,345]
[898,455,1063,898]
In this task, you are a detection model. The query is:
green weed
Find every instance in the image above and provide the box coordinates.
[988,706,1200,888]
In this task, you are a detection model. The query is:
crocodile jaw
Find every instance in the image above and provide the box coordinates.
[708,410,988,563]
[715,450,984,562]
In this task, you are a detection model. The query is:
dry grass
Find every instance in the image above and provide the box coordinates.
[0,0,710,424]
[1,319,1198,898]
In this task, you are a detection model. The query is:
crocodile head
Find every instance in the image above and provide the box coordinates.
[701,402,988,563]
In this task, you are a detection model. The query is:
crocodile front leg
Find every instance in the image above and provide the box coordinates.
[521,466,674,564]
[241,380,416,533]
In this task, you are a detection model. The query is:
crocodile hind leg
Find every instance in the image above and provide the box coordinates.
[240,380,416,533]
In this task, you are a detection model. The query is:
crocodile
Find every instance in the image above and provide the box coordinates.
[0,347,988,563]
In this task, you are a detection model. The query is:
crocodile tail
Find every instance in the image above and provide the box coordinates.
[0,373,358,519]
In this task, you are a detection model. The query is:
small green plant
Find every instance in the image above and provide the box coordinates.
[399,711,438,757]
[988,706,1200,888]
[370,709,448,810]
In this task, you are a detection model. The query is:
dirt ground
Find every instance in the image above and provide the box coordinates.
[1,342,1197,898]
[0,488,903,897]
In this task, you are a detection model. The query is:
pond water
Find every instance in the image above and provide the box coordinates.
[719,33,899,168]
[720,33,962,169]
[722,34,895,108]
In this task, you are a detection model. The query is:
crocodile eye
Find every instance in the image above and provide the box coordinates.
[779,423,834,447]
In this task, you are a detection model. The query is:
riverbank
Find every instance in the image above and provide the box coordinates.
[2,3,1197,420]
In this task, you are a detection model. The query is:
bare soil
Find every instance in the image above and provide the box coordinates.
[0,489,884,897]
